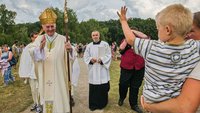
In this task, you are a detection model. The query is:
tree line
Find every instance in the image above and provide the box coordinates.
[0,4,158,46]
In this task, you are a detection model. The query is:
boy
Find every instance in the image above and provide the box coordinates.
[19,32,42,113]
[117,4,200,103]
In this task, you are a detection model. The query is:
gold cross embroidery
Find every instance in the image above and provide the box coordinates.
[46,80,53,86]
[46,101,53,113]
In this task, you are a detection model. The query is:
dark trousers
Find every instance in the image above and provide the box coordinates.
[119,67,144,106]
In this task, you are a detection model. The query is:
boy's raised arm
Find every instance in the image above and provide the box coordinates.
[117,6,136,46]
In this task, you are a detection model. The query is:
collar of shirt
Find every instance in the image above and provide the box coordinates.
[46,33,57,42]
[93,40,101,45]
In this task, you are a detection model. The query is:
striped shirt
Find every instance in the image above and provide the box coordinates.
[134,38,200,103]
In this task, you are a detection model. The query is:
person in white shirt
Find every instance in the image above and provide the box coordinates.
[19,32,42,113]
[84,30,112,111]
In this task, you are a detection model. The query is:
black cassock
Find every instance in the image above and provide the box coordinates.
[89,82,110,110]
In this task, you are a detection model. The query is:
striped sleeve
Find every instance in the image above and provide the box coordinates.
[134,38,153,58]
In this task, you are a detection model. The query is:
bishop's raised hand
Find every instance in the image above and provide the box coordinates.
[40,35,46,50]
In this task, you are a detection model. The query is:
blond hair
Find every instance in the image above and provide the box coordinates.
[156,4,193,37]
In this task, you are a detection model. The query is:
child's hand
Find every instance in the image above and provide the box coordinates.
[117,6,128,22]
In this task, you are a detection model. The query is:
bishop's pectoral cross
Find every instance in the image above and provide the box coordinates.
[46,34,57,52]
[46,80,53,86]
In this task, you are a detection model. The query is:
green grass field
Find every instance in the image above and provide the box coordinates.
[0,60,144,113]
[104,60,144,113]
[0,65,33,113]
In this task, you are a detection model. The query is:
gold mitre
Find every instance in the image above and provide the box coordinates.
[39,8,57,25]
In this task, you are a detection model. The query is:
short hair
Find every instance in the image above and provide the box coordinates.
[155,4,193,37]
[91,30,100,36]
[30,31,38,38]
[3,44,8,48]
[13,40,18,44]
[193,11,200,29]
[130,27,138,30]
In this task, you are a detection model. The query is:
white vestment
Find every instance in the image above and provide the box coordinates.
[29,33,70,113]
[19,43,39,104]
[19,43,36,79]
[84,41,111,85]
[71,58,80,86]
[70,46,80,87]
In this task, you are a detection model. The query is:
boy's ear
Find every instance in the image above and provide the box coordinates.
[165,25,172,35]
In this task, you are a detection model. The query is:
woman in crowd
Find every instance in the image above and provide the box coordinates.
[0,44,15,86]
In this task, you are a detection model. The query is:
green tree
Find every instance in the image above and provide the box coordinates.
[76,19,111,44]
[53,7,79,43]
[103,19,122,44]
[0,4,158,46]
[128,18,157,40]
[0,4,16,34]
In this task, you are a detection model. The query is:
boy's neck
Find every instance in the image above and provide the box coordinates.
[165,36,185,46]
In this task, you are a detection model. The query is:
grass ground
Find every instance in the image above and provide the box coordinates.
[104,60,144,113]
[0,60,144,113]
[0,65,33,113]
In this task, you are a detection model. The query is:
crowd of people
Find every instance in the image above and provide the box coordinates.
[0,3,200,113]
[0,40,25,86]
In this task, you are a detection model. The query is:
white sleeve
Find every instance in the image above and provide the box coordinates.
[99,43,112,69]
[69,46,76,61]
[18,46,32,78]
[33,47,45,61]
[28,35,44,61]
[83,44,93,65]
[72,58,80,86]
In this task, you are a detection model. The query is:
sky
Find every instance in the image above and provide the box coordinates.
[0,0,200,24]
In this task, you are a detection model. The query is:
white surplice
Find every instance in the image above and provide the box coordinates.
[84,41,111,85]
[71,58,80,86]
[19,43,36,79]
[29,33,70,113]
[19,43,39,105]
[70,46,80,87]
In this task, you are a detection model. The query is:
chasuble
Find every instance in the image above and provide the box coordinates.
[29,32,70,113]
